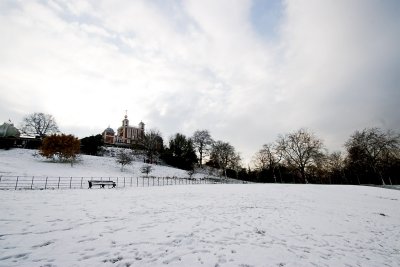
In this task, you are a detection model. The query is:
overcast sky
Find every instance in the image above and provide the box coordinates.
[1,0,399,164]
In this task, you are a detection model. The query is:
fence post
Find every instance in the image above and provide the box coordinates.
[153,177,154,186]
[130,177,132,187]
[137,177,138,187]
[70,177,72,189]
[58,177,61,189]
[158,177,159,186]
[124,177,126,188]
[31,176,34,190]
[117,177,119,187]
[45,177,48,189]
[15,176,19,190]
[163,177,164,186]
[147,177,149,187]
[81,177,83,188]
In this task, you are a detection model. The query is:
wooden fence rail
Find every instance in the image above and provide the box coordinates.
[0,175,245,190]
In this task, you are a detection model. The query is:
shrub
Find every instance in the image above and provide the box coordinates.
[140,164,153,177]
[40,134,80,165]
[116,149,133,171]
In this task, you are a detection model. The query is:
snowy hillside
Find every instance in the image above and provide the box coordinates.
[0,148,214,179]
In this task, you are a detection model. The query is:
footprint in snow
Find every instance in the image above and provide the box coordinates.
[32,240,54,248]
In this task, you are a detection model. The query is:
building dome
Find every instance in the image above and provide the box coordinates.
[0,122,20,138]
[104,127,115,135]
[138,121,145,129]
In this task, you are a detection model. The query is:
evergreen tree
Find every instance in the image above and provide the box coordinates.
[80,134,104,155]
[162,133,198,170]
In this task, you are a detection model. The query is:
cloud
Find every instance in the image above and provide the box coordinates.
[0,0,399,164]
[275,0,400,149]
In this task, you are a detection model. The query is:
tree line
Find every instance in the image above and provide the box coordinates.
[250,128,400,185]
[7,112,400,185]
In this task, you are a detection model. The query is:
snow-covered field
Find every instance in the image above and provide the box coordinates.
[1,149,400,266]
[1,185,399,266]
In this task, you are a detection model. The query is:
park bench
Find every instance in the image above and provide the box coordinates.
[88,180,116,189]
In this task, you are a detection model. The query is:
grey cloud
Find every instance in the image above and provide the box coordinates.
[0,0,399,164]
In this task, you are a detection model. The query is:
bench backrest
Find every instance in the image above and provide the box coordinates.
[89,180,115,184]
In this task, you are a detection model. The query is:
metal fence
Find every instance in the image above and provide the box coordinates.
[0,175,244,190]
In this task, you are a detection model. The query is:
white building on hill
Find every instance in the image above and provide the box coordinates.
[102,114,145,146]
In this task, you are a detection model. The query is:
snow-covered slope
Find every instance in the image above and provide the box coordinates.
[0,148,210,179]
[0,184,399,266]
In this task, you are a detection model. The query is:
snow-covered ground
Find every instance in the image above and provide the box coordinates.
[1,185,399,266]
[0,148,208,179]
[0,149,228,190]
[1,148,400,266]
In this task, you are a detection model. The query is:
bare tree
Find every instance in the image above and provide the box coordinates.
[210,141,238,178]
[116,149,133,171]
[192,130,214,168]
[229,153,242,179]
[276,128,325,183]
[21,112,59,137]
[345,128,399,185]
[253,143,283,182]
[143,129,163,164]
[325,151,345,184]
